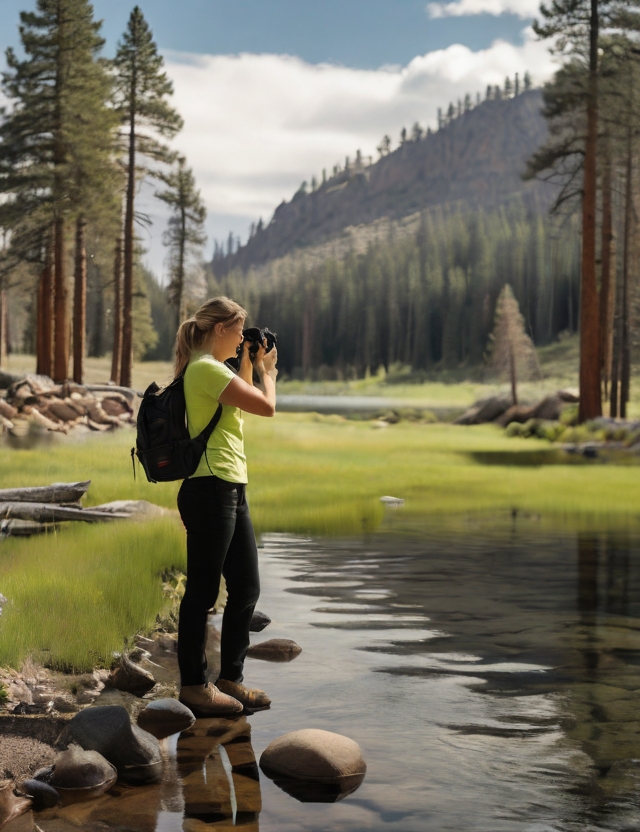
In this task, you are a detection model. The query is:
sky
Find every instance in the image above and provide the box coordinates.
[0,0,556,280]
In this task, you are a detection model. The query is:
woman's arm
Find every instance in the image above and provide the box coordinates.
[218,346,277,417]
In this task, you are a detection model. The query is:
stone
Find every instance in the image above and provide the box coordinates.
[7,682,32,706]
[246,638,302,662]
[58,705,162,785]
[19,780,59,811]
[454,395,512,425]
[380,496,404,507]
[249,611,271,633]
[107,654,155,697]
[137,699,195,739]
[259,729,366,803]
[46,401,79,423]
[0,402,18,421]
[43,745,117,803]
[0,782,32,828]
[11,704,51,716]
[52,696,79,714]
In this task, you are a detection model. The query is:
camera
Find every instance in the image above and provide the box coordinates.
[226,327,277,374]
[238,327,277,359]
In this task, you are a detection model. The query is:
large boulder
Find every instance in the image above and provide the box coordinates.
[137,699,195,739]
[107,654,155,697]
[37,745,117,803]
[498,394,564,427]
[57,705,162,785]
[259,729,366,803]
[454,395,512,425]
[247,639,302,662]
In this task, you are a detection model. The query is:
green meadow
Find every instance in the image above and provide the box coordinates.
[1,377,640,670]
[3,414,640,530]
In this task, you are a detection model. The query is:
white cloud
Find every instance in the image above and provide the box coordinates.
[427,0,540,19]
[162,28,556,260]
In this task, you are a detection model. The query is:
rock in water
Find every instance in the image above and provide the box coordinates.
[247,638,301,662]
[260,729,366,803]
[19,780,59,811]
[249,611,271,632]
[57,706,162,784]
[107,654,155,696]
[0,781,32,827]
[137,699,195,739]
[44,745,117,803]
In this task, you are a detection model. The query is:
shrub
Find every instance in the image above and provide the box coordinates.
[560,405,579,426]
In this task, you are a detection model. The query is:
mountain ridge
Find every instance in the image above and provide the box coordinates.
[213,88,552,276]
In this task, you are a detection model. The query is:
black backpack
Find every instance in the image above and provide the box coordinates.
[132,372,222,483]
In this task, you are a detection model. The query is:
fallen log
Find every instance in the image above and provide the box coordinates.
[0,518,56,537]
[85,384,137,403]
[0,502,130,523]
[0,481,91,504]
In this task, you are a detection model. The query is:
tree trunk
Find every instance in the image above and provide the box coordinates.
[177,204,186,328]
[120,71,137,389]
[53,215,69,382]
[620,121,633,418]
[0,288,7,369]
[110,237,123,384]
[509,343,518,405]
[610,259,623,418]
[37,243,54,377]
[36,277,44,374]
[73,216,87,384]
[578,0,601,423]
[599,145,614,399]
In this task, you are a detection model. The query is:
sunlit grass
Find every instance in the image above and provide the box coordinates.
[0,518,184,672]
[2,414,639,528]
[2,413,640,671]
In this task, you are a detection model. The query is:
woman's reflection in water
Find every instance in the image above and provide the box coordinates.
[175,716,261,829]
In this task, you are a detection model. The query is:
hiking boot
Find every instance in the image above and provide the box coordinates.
[216,679,271,712]
[179,683,243,718]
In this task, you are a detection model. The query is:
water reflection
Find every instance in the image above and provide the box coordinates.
[35,519,640,830]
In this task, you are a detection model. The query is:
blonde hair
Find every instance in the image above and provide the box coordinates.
[174,296,247,376]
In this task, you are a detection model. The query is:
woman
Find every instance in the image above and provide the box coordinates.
[174,296,277,717]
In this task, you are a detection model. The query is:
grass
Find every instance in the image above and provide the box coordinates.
[0,518,184,673]
[3,346,640,671]
[2,413,640,530]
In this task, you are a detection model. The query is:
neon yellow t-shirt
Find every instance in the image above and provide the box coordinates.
[183,353,248,483]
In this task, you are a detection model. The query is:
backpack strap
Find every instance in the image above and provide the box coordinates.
[197,403,223,445]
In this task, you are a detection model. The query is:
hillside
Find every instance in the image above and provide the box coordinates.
[214,89,551,275]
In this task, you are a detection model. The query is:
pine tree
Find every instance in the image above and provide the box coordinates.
[114,6,183,388]
[487,285,539,404]
[156,156,207,329]
[0,0,114,382]
[532,0,640,420]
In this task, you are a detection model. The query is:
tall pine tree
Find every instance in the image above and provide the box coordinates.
[114,7,182,387]
[156,155,207,329]
[0,0,115,382]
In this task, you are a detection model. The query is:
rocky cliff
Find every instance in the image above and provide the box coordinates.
[215,89,550,275]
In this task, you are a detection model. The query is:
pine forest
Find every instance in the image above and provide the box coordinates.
[1,0,640,425]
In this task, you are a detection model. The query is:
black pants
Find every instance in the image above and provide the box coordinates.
[177,475,260,686]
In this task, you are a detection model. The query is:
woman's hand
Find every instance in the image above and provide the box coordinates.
[254,343,278,379]
[238,340,253,385]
